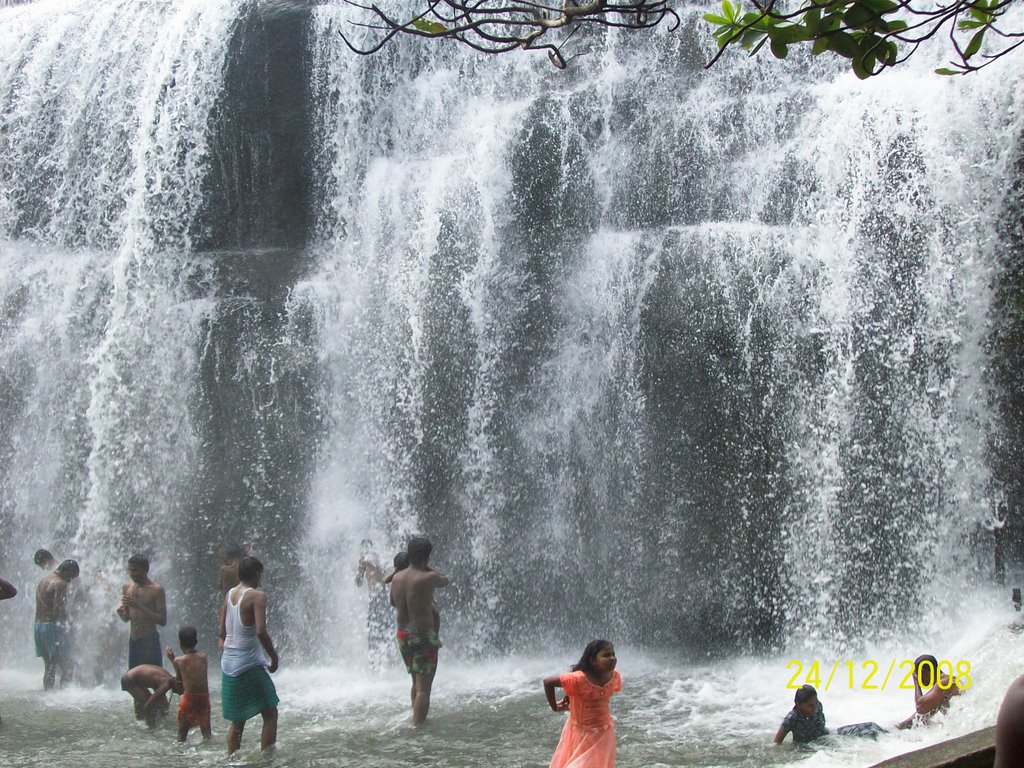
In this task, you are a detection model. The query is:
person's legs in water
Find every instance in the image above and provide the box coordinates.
[228,720,245,755]
[413,672,435,726]
[260,706,278,750]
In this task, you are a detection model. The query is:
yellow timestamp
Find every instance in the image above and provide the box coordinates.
[786,659,973,692]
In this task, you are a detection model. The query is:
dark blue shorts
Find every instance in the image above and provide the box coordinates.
[34,621,68,660]
[128,630,162,668]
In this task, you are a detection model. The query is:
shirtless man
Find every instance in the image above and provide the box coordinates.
[390,536,448,726]
[896,654,962,729]
[218,543,248,595]
[35,559,79,689]
[116,555,167,668]
[120,663,179,727]
[34,549,57,571]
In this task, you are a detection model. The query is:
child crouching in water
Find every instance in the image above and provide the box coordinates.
[543,639,622,768]
[166,625,212,741]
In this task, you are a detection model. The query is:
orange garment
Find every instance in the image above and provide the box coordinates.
[549,669,622,768]
[178,691,211,729]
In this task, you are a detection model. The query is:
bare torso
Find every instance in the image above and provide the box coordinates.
[125,663,174,690]
[34,573,67,623]
[219,563,239,595]
[390,566,447,631]
[120,579,166,639]
[172,651,209,694]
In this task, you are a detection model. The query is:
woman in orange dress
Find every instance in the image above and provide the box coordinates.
[543,640,622,768]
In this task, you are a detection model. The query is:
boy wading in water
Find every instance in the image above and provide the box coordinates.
[390,536,448,726]
[166,626,212,741]
[219,556,279,754]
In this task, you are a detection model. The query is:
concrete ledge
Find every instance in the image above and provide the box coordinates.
[870,727,996,768]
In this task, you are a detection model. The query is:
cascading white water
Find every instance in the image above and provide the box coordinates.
[1,0,1021,667]
[0,0,250,656]
[2,2,1024,766]
[297,1,1024,655]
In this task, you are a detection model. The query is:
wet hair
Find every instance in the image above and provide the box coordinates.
[224,543,246,560]
[57,559,79,578]
[794,684,818,705]
[393,551,410,570]
[407,536,432,563]
[179,625,198,649]
[571,639,613,675]
[914,654,939,688]
[237,555,263,582]
[34,549,55,567]
[127,554,149,572]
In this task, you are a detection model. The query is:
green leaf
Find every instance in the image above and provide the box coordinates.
[851,54,871,78]
[828,31,861,59]
[771,24,812,44]
[811,36,831,55]
[887,19,908,32]
[861,0,899,12]
[411,17,448,33]
[935,67,961,75]
[805,7,821,34]
[740,28,766,48]
[970,9,992,23]
[770,37,789,58]
[722,0,737,22]
[821,13,843,32]
[703,13,730,24]
[844,3,879,28]
[964,28,985,58]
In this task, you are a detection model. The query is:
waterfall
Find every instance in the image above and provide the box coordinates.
[297,5,1024,654]
[1,0,1022,665]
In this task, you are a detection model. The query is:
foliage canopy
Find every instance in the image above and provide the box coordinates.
[704,0,1023,78]
[339,0,1023,75]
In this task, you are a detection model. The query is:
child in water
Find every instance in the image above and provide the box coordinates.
[774,684,885,744]
[166,626,212,741]
[775,684,827,743]
[543,639,622,768]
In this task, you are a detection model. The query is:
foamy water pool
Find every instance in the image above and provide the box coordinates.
[0,610,1018,767]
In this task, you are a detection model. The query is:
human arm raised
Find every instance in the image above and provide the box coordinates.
[166,647,184,686]
[117,584,130,622]
[915,675,961,715]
